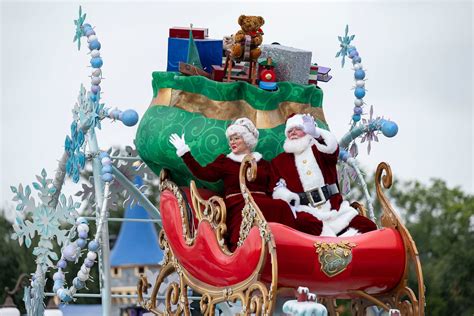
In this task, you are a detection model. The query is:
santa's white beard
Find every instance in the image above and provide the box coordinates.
[283,134,314,154]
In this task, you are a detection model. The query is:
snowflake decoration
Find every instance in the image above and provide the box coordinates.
[11,169,81,267]
[73,6,86,50]
[361,105,381,154]
[65,121,86,183]
[72,84,106,132]
[335,25,355,67]
[337,161,359,196]
[75,146,154,212]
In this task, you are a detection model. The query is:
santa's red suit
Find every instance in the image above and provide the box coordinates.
[271,116,377,237]
[182,152,322,250]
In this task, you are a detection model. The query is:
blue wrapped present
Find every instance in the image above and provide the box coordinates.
[167,38,223,73]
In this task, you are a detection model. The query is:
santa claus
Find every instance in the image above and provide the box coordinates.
[271,114,377,237]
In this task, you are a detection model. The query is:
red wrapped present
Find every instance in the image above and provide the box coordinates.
[169,27,208,39]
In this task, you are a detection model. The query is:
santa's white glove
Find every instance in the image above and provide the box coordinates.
[169,133,190,157]
[302,114,321,138]
[287,191,300,209]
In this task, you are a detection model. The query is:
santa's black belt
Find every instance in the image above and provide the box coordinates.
[297,184,339,207]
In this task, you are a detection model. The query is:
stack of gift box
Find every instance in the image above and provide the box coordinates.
[167,26,223,74]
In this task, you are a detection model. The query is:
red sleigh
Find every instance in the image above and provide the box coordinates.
[137,157,425,315]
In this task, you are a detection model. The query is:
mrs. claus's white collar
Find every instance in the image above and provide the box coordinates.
[226,152,262,162]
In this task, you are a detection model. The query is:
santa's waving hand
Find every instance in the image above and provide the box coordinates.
[271,114,377,237]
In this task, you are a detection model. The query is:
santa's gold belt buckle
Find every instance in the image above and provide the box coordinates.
[306,187,326,208]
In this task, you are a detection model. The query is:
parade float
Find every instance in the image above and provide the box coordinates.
[8,7,425,316]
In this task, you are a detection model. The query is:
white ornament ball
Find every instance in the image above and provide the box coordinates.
[87,35,98,43]
[354,63,363,70]
[91,49,100,58]
[77,270,89,281]
[91,76,101,85]
[92,69,102,77]
[354,99,364,107]
[87,251,97,261]
[355,80,365,88]
[80,265,90,274]
[77,223,89,234]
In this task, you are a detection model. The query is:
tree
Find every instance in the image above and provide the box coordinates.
[389,179,474,315]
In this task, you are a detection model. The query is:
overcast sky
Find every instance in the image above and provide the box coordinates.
[1,1,472,212]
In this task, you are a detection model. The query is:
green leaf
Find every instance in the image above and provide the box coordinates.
[10,186,18,193]
[41,168,47,178]
[33,182,41,190]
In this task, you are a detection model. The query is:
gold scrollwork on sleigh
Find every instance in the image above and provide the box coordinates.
[138,156,279,315]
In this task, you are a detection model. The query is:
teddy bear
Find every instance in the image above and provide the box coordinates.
[231,15,265,62]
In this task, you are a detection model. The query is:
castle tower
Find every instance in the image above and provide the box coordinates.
[109,176,163,306]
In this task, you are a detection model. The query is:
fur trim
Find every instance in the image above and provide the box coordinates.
[294,144,325,191]
[285,114,305,135]
[314,128,338,154]
[226,152,262,162]
[176,144,190,157]
[295,200,358,235]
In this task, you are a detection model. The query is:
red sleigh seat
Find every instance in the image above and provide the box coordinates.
[138,160,425,315]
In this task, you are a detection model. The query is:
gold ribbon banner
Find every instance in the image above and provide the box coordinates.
[150,88,327,129]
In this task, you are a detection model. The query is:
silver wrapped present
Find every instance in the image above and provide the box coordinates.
[261,44,312,85]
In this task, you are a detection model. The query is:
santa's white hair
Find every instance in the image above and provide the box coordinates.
[225,117,259,150]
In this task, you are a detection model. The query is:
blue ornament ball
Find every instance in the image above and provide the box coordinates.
[101,165,113,174]
[353,114,361,122]
[88,40,101,51]
[99,151,109,159]
[77,238,87,249]
[73,277,86,290]
[57,259,67,269]
[120,109,139,126]
[90,57,103,68]
[89,94,97,102]
[110,109,121,120]
[78,231,88,239]
[381,120,399,137]
[354,87,366,99]
[101,157,112,165]
[339,150,350,161]
[352,56,362,64]
[349,50,359,58]
[53,280,64,293]
[354,69,366,80]
[53,272,65,281]
[102,173,114,183]
[91,85,101,94]
[59,289,73,303]
[353,106,363,115]
[84,259,95,268]
[85,29,95,37]
[88,240,100,252]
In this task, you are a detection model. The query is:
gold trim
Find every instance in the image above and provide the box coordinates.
[190,180,231,255]
[150,88,327,129]
[344,162,426,316]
